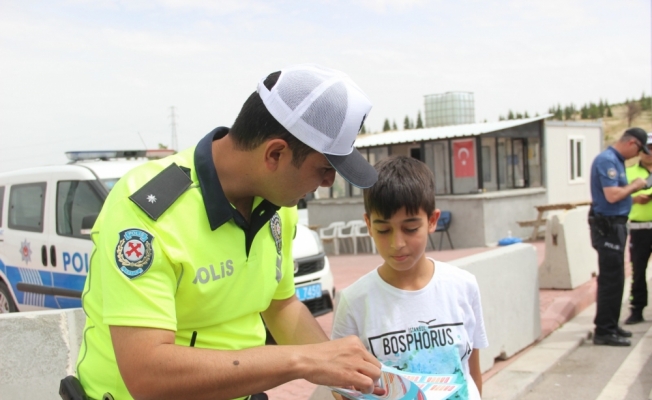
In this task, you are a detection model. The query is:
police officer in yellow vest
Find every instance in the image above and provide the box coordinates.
[73,65,383,400]
[625,132,652,325]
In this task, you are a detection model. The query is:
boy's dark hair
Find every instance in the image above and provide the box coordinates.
[230,71,317,168]
[363,156,436,219]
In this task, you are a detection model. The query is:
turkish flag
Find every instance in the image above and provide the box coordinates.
[453,140,475,178]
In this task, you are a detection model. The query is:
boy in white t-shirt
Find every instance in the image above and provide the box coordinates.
[331,156,489,399]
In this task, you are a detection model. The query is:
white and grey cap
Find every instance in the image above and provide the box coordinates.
[257,64,377,188]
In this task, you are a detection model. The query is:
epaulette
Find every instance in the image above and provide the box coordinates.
[129,163,192,221]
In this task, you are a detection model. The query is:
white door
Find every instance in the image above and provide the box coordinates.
[46,174,105,309]
[0,179,52,311]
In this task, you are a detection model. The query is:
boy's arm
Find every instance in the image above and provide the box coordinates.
[261,295,329,344]
[469,349,482,396]
[330,291,360,339]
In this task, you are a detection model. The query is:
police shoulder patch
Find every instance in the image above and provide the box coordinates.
[115,229,154,279]
[129,163,192,221]
[270,213,282,254]
[607,168,617,179]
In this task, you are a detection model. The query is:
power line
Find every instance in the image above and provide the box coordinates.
[170,106,178,151]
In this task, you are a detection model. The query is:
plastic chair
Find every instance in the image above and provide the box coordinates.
[319,221,345,255]
[429,211,453,250]
[353,222,376,254]
[337,220,365,254]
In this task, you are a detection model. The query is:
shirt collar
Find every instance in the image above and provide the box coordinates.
[194,127,280,231]
[607,146,625,162]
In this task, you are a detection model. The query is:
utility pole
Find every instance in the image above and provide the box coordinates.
[170,106,178,151]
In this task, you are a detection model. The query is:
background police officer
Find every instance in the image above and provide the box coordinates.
[590,127,649,346]
[625,132,652,325]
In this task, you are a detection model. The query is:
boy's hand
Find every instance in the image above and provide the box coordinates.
[331,391,345,400]
[301,336,382,393]
[634,194,651,204]
[331,384,387,399]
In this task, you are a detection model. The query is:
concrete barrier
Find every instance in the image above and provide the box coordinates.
[450,243,541,372]
[539,206,597,289]
[3,245,541,399]
[0,308,85,400]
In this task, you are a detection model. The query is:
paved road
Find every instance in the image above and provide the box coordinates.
[522,281,652,400]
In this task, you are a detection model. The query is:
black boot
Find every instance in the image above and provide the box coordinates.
[625,309,644,325]
[593,333,631,346]
[616,326,632,337]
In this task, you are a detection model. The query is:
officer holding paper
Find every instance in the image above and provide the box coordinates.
[589,127,648,346]
[625,131,652,325]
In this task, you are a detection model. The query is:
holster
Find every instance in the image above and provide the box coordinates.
[59,376,90,400]
[588,205,612,237]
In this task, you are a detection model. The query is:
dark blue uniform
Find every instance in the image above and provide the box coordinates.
[589,147,630,337]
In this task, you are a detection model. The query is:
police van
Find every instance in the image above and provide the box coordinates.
[0,150,334,316]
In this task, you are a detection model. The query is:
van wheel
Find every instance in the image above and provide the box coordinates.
[0,281,17,313]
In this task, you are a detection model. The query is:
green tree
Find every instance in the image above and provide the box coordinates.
[392,121,398,131]
[382,119,391,132]
[524,111,529,118]
[404,116,411,130]
[626,101,642,127]
[580,105,588,119]
[606,105,613,117]
[360,124,367,134]
[508,110,514,120]
[416,111,424,129]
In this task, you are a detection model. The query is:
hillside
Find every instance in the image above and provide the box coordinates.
[602,103,652,145]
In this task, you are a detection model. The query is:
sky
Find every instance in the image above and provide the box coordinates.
[1,0,651,172]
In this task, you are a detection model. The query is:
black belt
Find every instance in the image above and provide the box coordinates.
[597,215,628,224]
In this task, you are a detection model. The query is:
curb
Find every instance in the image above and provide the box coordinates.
[482,303,595,400]
[538,280,596,341]
[483,276,633,400]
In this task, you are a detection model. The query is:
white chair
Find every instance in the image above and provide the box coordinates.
[354,222,376,254]
[319,221,345,255]
[337,220,365,255]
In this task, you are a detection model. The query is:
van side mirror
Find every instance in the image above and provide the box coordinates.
[80,214,99,235]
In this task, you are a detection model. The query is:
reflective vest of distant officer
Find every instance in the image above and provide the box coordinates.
[625,132,652,325]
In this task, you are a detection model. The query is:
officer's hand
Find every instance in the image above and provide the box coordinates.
[301,336,382,394]
[633,177,647,191]
[634,194,651,204]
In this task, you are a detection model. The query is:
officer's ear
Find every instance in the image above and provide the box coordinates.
[263,139,291,172]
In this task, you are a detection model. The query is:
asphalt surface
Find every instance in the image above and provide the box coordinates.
[521,280,652,400]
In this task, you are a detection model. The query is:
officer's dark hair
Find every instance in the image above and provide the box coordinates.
[230,71,316,168]
[363,156,436,219]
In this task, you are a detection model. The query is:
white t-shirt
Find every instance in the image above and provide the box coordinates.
[331,259,489,400]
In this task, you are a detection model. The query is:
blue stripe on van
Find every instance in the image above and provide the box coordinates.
[6,265,85,309]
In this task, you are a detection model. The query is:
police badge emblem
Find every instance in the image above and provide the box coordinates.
[115,229,154,279]
[607,168,617,179]
[270,213,283,283]
[270,213,282,254]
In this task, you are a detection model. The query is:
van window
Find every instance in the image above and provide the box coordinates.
[9,182,47,232]
[57,181,104,239]
[0,186,5,226]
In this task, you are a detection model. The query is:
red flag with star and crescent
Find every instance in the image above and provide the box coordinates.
[453,139,476,178]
